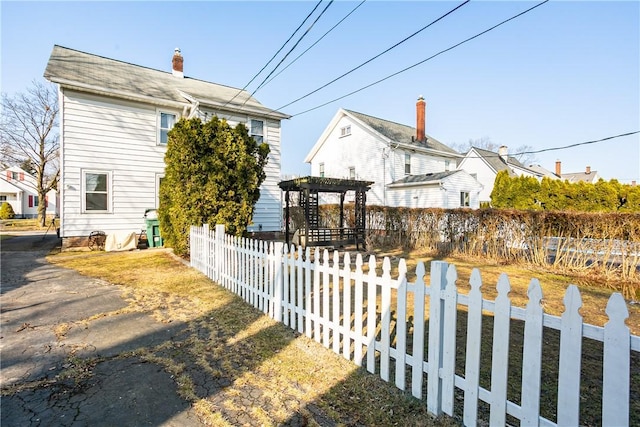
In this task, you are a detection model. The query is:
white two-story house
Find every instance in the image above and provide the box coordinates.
[304,97,482,209]
[44,45,289,248]
[0,166,58,219]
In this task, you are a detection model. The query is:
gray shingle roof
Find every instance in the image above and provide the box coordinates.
[389,171,459,186]
[344,109,459,155]
[43,45,289,119]
[471,147,526,176]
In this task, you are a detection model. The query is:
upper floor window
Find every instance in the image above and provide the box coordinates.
[460,191,470,207]
[319,163,325,178]
[340,125,351,137]
[405,153,411,175]
[445,160,451,171]
[83,170,111,212]
[349,166,355,179]
[158,112,176,145]
[250,119,264,144]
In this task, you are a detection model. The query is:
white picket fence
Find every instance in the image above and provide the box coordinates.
[190,224,639,426]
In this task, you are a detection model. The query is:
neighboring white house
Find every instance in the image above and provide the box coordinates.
[554,161,601,183]
[0,166,58,219]
[456,146,547,205]
[44,45,289,248]
[304,97,482,208]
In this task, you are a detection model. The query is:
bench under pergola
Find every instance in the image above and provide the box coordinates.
[279,176,373,250]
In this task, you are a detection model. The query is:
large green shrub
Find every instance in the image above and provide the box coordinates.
[0,202,15,219]
[159,116,269,255]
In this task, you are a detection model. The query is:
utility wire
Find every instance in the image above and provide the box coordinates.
[461,131,640,159]
[222,0,324,108]
[290,0,549,117]
[244,0,335,106]
[258,0,368,92]
[276,0,471,112]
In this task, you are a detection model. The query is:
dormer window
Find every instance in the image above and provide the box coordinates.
[340,125,351,137]
[158,111,176,145]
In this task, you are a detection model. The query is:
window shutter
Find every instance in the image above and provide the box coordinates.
[45,196,49,208]
[29,195,33,207]
[6,171,11,180]
[19,172,24,181]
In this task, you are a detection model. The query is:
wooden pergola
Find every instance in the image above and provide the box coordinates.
[279,176,373,250]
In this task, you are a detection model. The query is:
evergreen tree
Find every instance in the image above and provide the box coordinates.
[159,116,269,255]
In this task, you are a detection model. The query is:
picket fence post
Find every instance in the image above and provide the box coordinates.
[215,224,225,283]
[273,242,284,323]
[602,293,630,426]
[411,261,426,400]
[427,260,448,415]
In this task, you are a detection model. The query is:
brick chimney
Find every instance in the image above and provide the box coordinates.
[416,96,426,142]
[555,160,561,176]
[172,48,183,78]
[585,165,591,174]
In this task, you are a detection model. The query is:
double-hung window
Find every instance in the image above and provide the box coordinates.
[340,125,351,137]
[250,119,264,144]
[460,191,470,207]
[158,112,177,145]
[349,166,355,179]
[319,163,325,178]
[405,153,411,175]
[83,170,111,212]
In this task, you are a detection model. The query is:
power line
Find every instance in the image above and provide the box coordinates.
[258,0,368,92]
[461,131,640,159]
[222,0,324,108]
[290,0,549,117]
[275,0,471,112]
[244,0,335,105]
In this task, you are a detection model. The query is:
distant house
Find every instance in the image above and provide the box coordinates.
[0,166,58,219]
[554,161,600,183]
[304,97,482,208]
[456,146,546,205]
[44,45,289,248]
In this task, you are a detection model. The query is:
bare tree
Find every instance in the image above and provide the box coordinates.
[452,137,538,166]
[0,80,59,226]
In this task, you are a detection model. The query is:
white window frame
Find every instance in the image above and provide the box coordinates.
[155,173,165,209]
[405,153,411,175]
[319,162,325,178]
[460,191,470,207]
[445,160,451,171]
[340,125,351,137]
[349,166,355,179]
[157,110,177,145]
[250,118,264,144]
[81,170,112,213]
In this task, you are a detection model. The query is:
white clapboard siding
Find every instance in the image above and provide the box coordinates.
[190,224,640,427]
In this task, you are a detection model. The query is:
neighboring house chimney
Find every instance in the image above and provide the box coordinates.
[555,160,561,176]
[585,165,591,174]
[172,48,184,78]
[498,146,508,163]
[416,96,425,142]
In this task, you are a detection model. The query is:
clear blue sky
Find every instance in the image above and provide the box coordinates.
[2,1,639,183]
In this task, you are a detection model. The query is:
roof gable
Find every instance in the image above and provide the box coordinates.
[44,45,289,119]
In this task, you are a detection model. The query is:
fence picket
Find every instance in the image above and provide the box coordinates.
[411,262,426,400]
[489,273,512,426]
[366,256,377,374]
[427,261,448,415]
[602,293,630,426]
[289,244,297,329]
[313,247,321,343]
[463,268,483,426]
[395,259,407,391]
[343,252,352,360]
[380,257,392,382]
[297,246,304,334]
[333,251,341,354]
[441,264,458,416]
[282,244,290,327]
[521,279,543,426]
[354,254,365,367]
[304,247,312,338]
[322,249,331,348]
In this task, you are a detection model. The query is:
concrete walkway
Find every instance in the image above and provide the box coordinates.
[1,232,201,426]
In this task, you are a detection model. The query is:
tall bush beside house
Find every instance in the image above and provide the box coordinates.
[0,202,16,220]
[159,117,269,256]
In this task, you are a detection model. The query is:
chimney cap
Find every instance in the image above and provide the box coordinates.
[174,47,181,55]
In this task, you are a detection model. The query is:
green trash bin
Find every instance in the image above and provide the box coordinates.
[144,209,163,248]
